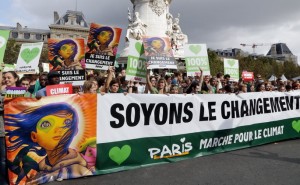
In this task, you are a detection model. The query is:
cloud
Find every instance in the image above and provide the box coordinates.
[1,0,299,62]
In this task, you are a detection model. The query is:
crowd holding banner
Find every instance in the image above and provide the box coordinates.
[0,22,300,185]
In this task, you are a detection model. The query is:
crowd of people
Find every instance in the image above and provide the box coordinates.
[0,67,299,98]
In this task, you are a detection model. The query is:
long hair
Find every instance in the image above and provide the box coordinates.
[90,26,114,47]
[5,103,79,156]
[49,39,78,60]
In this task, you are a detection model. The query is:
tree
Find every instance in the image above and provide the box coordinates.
[3,40,21,64]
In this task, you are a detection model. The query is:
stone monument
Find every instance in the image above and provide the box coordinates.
[119,0,188,61]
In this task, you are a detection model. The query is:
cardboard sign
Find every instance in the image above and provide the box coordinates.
[0,30,10,66]
[126,39,146,83]
[242,71,254,82]
[46,84,73,96]
[184,44,210,76]
[85,23,122,70]
[224,58,239,82]
[5,87,27,98]
[16,42,43,73]
[142,36,176,69]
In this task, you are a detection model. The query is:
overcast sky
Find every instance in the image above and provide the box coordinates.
[1,0,300,63]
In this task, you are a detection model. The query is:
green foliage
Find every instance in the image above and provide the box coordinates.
[3,40,21,64]
[208,49,300,80]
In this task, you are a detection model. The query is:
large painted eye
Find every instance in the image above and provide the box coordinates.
[61,45,67,51]
[40,121,51,128]
[64,119,72,127]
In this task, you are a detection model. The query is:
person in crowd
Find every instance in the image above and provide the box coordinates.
[82,80,97,94]
[171,71,182,86]
[0,68,9,184]
[278,85,286,92]
[1,71,19,90]
[265,82,272,92]
[207,77,218,94]
[20,76,32,91]
[238,84,247,94]
[119,76,129,93]
[285,84,292,92]
[292,81,299,90]
[179,78,189,94]
[28,73,48,97]
[120,68,126,77]
[256,83,265,92]
[36,71,60,97]
[186,81,200,94]
[170,85,179,94]
[223,74,231,85]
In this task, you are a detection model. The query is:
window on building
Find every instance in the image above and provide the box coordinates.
[24,33,30,39]
[36,34,42,40]
[12,32,18,38]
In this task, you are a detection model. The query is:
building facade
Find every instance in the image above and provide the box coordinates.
[0,10,89,45]
[266,43,298,64]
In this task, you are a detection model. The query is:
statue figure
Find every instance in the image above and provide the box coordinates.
[126,10,147,41]
[166,12,173,36]
[170,14,188,53]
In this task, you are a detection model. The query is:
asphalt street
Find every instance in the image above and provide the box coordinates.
[50,139,300,185]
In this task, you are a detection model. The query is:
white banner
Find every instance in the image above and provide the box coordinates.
[97,91,300,143]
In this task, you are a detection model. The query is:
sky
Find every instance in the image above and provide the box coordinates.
[0,0,300,63]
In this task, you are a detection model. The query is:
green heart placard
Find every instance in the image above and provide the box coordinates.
[292,120,300,133]
[189,45,201,55]
[20,47,40,64]
[227,60,236,67]
[135,42,144,56]
[109,145,131,165]
[0,36,6,49]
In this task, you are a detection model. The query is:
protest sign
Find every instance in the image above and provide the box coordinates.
[242,71,254,82]
[42,63,50,72]
[126,39,146,83]
[5,87,26,98]
[184,44,210,76]
[48,38,85,85]
[142,36,176,69]
[85,23,122,70]
[224,58,239,81]
[16,42,43,73]
[46,84,73,96]
[3,64,16,72]
[0,30,10,67]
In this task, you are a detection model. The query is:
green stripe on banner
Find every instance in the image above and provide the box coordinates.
[94,117,300,175]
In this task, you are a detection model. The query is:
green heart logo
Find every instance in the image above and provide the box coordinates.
[0,36,6,49]
[292,120,300,133]
[189,45,201,55]
[135,42,144,56]
[109,145,131,165]
[227,60,236,67]
[20,47,40,64]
